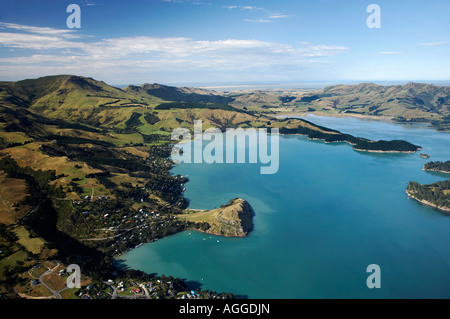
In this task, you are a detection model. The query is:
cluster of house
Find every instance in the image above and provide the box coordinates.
[72,195,111,204]
[180,290,199,299]
[116,281,126,293]
[77,284,96,299]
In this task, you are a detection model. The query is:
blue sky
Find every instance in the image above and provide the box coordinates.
[0,0,448,85]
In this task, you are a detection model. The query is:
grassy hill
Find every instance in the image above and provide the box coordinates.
[236,82,450,130]
[0,74,426,298]
[178,198,254,237]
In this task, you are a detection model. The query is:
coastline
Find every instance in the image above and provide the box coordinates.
[276,111,394,122]
[276,111,450,132]
[114,199,254,259]
[116,114,421,262]
[117,115,421,262]
[353,148,416,154]
[113,227,240,260]
[423,168,450,174]
[281,132,420,154]
[406,190,450,213]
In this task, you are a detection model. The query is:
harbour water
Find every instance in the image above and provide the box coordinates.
[119,115,450,298]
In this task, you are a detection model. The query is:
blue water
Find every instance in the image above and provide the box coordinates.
[119,115,450,298]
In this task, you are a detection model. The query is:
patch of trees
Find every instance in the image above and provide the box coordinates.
[124,112,143,132]
[0,155,106,271]
[155,102,236,112]
[279,96,296,104]
[0,224,19,259]
[298,93,333,103]
[47,134,114,147]
[144,112,160,125]
[98,99,122,107]
[0,137,33,150]
[424,161,450,173]
[277,119,355,144]
[142,133,169,144]
[145,173,188,207]
[394,116,429,123]
[353,139,420,152]
[0,155,60,204]
[407,179,450,210]
[277,120,421,152]
[207,113,237,132]
[299,95,321,103]
[431,116,450,131]
[144,86,232,105]
[79,156,150,172]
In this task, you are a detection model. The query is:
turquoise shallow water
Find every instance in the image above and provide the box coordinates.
[119,115,450,298]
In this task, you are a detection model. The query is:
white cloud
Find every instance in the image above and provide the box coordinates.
[0,22,78,37]
[244,19,273,23]
[379,51,402,55]
[0,54,79,64]
[242,6,263,10]
[0,23,349,82]
[0,32,86,50]
[267,13,290,19]
[222,5,264,11]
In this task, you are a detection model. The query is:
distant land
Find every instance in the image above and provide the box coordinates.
[221,82,450,131]
[113,80,450,92]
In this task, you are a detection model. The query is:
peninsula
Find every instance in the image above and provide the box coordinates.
[178,198,254,238]
[406,161,450,213]
[423,161,450,174]
[277,119,421,153]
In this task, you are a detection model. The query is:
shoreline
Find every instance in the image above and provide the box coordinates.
[182,227,248,238]
[423,168,450,174]
[275,111,450,133]
[115,199,253,259]
[353,148,416,154]
[275,111,394,122]
[406,190,450,213]
[117,113,421,261]
[282,133,420,154]
[113,226,246,260]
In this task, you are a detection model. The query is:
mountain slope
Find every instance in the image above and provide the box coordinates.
[280,82,450,130]
[124,83,232,105]
[224,82,450,130]
[0,74,425,298]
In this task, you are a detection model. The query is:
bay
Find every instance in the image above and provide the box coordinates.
[118,115,450,299]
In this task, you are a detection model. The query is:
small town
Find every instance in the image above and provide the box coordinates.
[12,259,231,300]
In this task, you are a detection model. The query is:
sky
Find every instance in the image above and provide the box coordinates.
[0,0,449,85]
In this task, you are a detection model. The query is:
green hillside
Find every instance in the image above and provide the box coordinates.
[242,82,450,130]
[0,74,425,298]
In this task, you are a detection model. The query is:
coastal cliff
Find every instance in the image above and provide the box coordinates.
[179,198,255,237]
